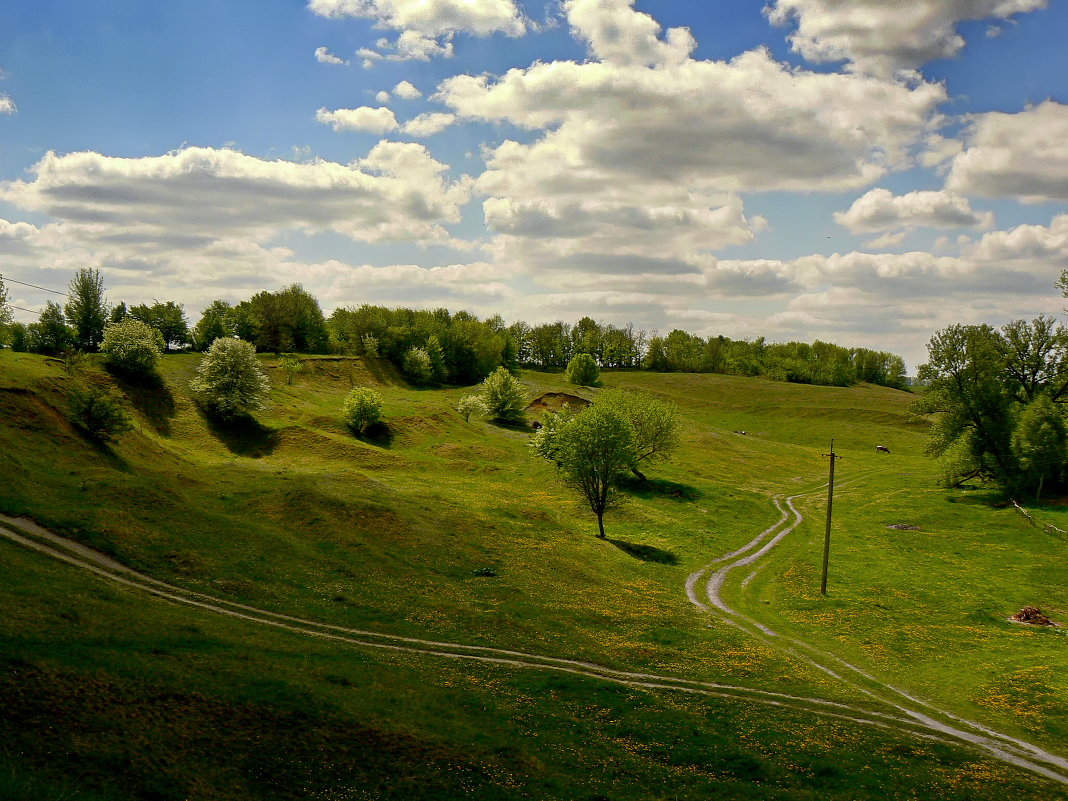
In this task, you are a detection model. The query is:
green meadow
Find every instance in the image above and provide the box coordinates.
[1,350,1066,800]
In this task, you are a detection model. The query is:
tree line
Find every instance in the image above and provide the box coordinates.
[0,270,907,389]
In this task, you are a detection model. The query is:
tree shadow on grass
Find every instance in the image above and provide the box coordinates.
[356,421,393,448]
[618,476,702,502]
[490,418,534,434]
[204,412,279,458]
[76,435,132,472]
[109,369,177,436]
[607,538,679,565]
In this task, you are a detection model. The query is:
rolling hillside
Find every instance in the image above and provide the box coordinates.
[1,350,1066,800]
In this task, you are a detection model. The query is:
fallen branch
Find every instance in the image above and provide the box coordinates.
[1011,499,1036,526]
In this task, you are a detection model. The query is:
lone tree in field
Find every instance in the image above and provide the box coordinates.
[596,389,679,480]
[100,318,165,378]
[65,268,109,351]
[190,337,270,419]
[565,353,600,386]
[343,387,384,435]
[532,405,635,538]
[479,366,527,422]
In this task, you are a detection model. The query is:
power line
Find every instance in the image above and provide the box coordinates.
[10,305,43,316]
[1,277,67,296]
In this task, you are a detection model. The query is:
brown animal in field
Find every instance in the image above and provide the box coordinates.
[875,445,890,454]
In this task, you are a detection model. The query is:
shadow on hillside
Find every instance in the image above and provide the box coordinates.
[607,538,679,565]
[358,421,393,448]
[490,418,534,434]
[363,357,407,387]
[618,476,701,502]
[109,369,177,436]
[205,413,279,458]
[79,435,132,472]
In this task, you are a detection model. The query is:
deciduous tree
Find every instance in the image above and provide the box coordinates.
[479,366,527,422]
[343,387,384,434]
[596,389,679,480]
[100,318,165,377]
[130,301,189,351]
[1011,394,1066,499]
[190,337,270,419]
[565,353,600,387]
[31,301,72,355]
[534,406,635,538]
[192,300,235,350]
[65,268,108,351]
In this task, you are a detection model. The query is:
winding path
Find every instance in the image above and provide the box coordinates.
[684,487,1068,785]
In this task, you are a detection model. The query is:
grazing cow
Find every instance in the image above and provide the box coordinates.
[875,445,891,454]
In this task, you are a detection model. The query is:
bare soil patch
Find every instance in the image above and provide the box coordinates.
[525,392,591,421]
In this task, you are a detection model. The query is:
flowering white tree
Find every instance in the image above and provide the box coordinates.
[191,338,270,418]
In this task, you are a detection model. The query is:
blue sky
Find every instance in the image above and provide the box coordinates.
[2,0,1067,369]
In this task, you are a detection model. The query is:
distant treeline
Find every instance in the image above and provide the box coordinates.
[4,275,907,390]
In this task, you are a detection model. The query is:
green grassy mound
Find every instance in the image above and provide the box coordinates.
[0,350,1065,800]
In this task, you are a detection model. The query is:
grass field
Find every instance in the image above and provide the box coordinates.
[0,349,1065,799]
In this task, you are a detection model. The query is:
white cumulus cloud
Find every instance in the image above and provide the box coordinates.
[393,80,422,99]
[834,188,994,234]
[0,95,15,115]
[565,0,695,66]
[307,0,526,37]
[945,101,1068,203]
[440,50,944,194]
[430,0,946,290]
[314,46,349,65]
[316,106,399,134]
[0,145,472,247]
[766,0,1048,77]
[401,112,456,137]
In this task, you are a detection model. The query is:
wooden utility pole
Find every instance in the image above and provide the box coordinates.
[820,439,841,596]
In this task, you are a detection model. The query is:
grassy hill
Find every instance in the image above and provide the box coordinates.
[0,350,1065,800]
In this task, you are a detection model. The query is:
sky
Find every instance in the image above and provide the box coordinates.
[1,0,1067,371]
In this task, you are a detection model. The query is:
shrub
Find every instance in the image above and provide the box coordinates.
[68,383,132,443]
[190,337,270,419]
[279,353,303,386]
[100,318,164,377]
[479,367,527,422]
[61,350,90,376]
[343,387,384,434]
[565,353,600,386]
[456,394,487,423]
